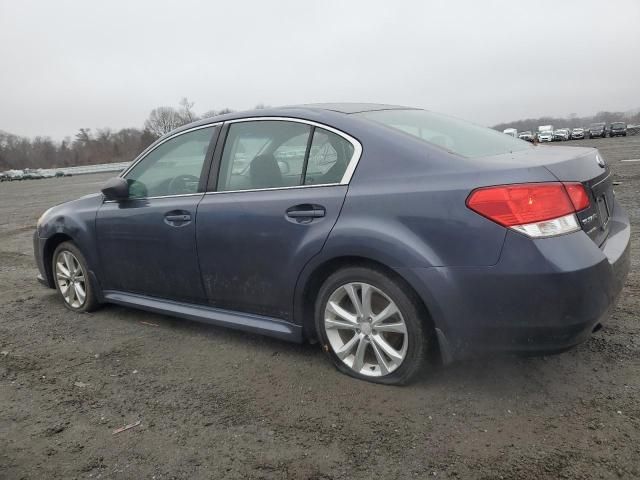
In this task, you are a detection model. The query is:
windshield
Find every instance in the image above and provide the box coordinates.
[355,109,531,158]
[590,123,605,128]
[611,123,625,128]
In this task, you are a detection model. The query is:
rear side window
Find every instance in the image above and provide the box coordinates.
[216,121,356,191]
[356,109,532,158]
[217,121,311,191]
[304,129,354,185]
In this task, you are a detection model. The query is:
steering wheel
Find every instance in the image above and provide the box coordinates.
[168,174,200,195]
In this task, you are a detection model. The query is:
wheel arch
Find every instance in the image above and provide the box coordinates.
[294,255,442,361]
[43,233,74,287]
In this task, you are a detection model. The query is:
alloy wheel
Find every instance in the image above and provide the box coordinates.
[55,250,87,309]
[323,282,408,377]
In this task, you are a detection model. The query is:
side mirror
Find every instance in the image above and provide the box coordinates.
[101,177,129,200]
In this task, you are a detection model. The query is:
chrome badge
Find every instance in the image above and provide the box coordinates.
[596,154,605,168]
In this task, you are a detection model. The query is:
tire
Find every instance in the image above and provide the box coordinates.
[314,266,430,385]
[52,241,100,313]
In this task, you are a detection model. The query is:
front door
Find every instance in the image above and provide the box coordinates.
[96,125,217,303]
[196,119,358,320]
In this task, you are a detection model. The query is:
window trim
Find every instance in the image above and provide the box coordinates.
[111,123,221,201]
[207,117,362,194]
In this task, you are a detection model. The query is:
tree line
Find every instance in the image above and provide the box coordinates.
[0,98,254,171]
[492,109,640,133]
[2,103,638,171]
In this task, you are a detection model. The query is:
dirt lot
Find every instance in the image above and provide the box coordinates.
[1,136,639,480]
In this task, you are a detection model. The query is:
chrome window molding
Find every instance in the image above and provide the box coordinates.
[225,116,363,186]
[115,116,363,200]
[119,123,221,178]
[204,182,347,196]
[103,192,203,203]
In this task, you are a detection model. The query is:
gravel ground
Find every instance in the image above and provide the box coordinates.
[1,136,639,479]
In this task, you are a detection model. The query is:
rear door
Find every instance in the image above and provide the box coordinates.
[195,119,360,320]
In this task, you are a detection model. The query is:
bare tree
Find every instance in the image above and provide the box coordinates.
[178,97,198,124]
[144,107,183,137]
[201,108,234,118]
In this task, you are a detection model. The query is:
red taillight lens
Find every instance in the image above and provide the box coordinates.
[563,182,590,211]
[466,182,590,227]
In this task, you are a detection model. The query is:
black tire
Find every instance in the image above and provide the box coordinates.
[52,241,100,313]
[314,266,430,385]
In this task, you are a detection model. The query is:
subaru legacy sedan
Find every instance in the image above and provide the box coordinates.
[34,103,630,385]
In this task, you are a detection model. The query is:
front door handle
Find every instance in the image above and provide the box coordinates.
[164,210,192,226]
[165,214,191,222]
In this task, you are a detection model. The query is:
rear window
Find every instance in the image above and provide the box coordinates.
[355,109,532,158]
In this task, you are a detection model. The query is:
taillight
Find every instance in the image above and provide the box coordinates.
[466,182,590,238]
[563,182,590,211]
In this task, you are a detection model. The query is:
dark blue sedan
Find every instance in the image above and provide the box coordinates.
[34,103,630,384]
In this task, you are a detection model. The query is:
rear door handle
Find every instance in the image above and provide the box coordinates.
[286,205,326,219]
[286,209,325,218]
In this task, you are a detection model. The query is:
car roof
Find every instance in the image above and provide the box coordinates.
[168,103,417,138]
[286,103,414,114]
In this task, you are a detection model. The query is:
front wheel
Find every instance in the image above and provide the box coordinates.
[315,267,430,385]
[52,241,100,312]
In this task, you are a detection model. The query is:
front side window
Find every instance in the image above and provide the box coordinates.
[125,127,214,198]
[356,109,532,158]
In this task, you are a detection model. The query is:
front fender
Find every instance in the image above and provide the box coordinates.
[37,193,103,288]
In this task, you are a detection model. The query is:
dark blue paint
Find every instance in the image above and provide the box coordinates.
[33,104,631,361]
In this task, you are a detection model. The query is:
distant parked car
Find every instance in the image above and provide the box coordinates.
[23,171,43,180]
[570,128,585,140]
[553,129,570,141]
[518,131,534,142]
[609,122,627,137]
[502,128,518,138]
[537,130,554,142]
[588,123,607,138]
[5,170,24,181]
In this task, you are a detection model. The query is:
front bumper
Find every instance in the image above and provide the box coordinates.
[33,231,55,289]
[400,199,631,360]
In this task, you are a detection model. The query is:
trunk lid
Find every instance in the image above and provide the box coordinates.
[539,147,612,246]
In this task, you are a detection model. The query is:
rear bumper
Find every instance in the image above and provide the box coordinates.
[400,199,631,361]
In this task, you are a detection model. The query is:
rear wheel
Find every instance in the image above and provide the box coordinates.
[52,241,99,313]
[315,267,429,385]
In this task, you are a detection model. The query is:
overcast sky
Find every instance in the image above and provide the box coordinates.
[1,0,639,139]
